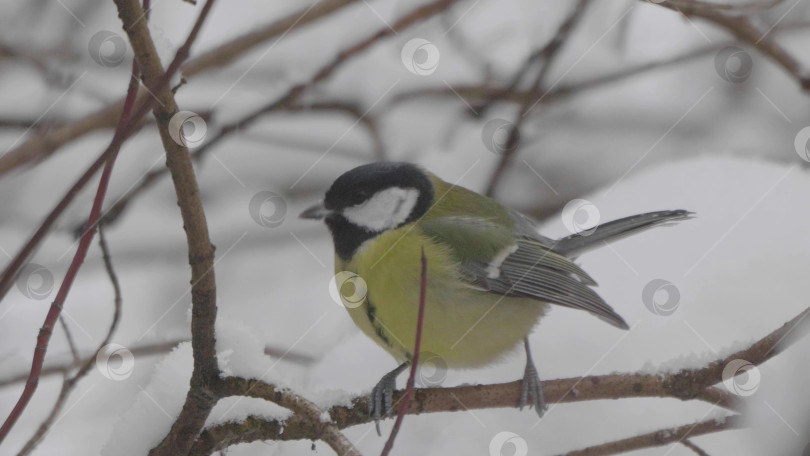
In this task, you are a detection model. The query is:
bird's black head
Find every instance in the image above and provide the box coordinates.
[300,162,434,261]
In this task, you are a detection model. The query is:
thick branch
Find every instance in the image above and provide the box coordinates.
[192,305,809,453]
[216,378,359,456]
[112,0,220,454]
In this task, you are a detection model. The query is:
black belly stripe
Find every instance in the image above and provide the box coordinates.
[365,296,394,349]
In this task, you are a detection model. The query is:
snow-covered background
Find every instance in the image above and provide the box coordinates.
[1,0,810,454]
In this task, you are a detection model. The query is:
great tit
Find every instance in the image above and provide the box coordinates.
[300,162,690,430]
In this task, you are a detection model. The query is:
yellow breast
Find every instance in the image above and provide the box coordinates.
[335,225,547,368]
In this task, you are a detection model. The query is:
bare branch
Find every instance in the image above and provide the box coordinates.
[0,340,314,390]
[96,0,462,228]
[57,317,80,365]
[0,46,142,448]
[217,377,360,456]
[558,415,742,456]
[15,224,123,455]
[191,305,809,453]
[484,0,593,197]
[180,0,362,77]
[111,0,220,454]
[682,439,712,456]
[650,0,810,90]
[0,0,362,176]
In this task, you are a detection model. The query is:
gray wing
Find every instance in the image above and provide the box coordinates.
[467,237,629,330]
[421,214,629,329]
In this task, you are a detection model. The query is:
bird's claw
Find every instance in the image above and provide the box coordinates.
[368,363,408,435]
[520,347,547,418]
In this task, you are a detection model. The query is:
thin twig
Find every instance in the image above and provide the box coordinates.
[16,223,124,455]
[190,0,463,168]
[380,248,428,456]
[0,0,363,176]
[57,317,81,365]
[95,0,461,228]
[0,341,315,389]
[682,439,711,456]
[650,0,810,90]
[0,48,142,447]
[391,22,810,107]
[484,0,592,197]
[558,415,742,456]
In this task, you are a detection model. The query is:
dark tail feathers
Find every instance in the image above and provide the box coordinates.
[555,210,693,257]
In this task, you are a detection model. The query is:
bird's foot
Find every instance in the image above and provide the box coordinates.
[520,340,547,418]
[368,362,409,435]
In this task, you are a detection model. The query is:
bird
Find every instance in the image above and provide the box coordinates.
[300,161,691,432]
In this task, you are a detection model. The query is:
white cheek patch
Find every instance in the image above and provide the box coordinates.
[342,187,420,232]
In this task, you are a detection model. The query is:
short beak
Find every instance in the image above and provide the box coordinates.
[300,201,331,220]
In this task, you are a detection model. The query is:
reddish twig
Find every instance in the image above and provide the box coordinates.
[0,54,141,446]
[381,248,428,456]
[0,0,215,306]
[16,223,124,456]
[0,0,215,443]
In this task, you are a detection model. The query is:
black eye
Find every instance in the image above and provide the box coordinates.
[350,191,367,205]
